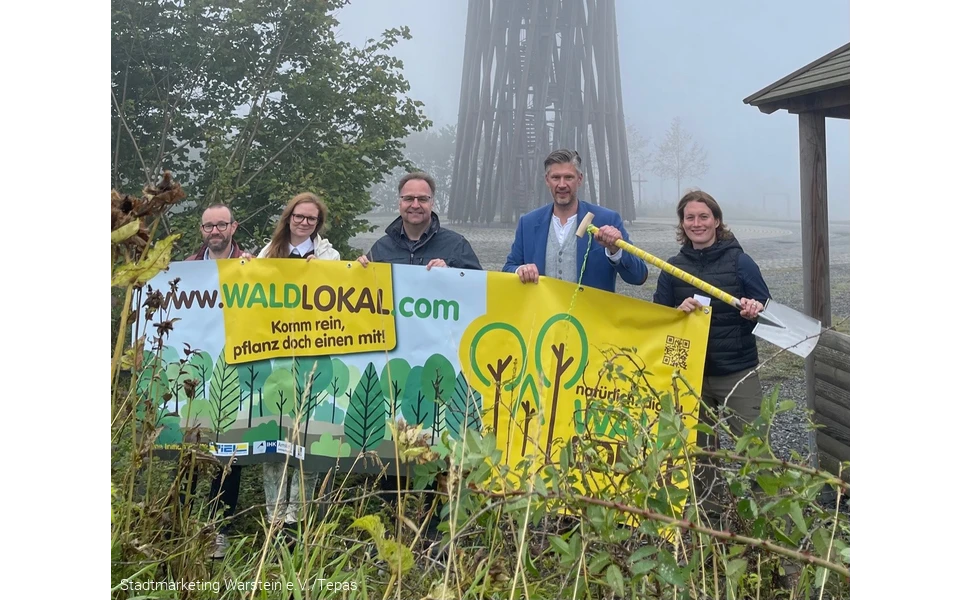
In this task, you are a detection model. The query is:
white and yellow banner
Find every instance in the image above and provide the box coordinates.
[135,260,710,474]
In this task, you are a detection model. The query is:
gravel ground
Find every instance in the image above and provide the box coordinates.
[351,213,851,469]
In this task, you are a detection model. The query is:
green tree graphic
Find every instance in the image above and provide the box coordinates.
[136,362,169,407]
[344,362,387,452]
[446,371,483,441]
[209,350,241,443]
[239,359,272,427]
[534,314,588,462]
[164,355,190,417]
[469,322,527,441]
[263,368,296,439]
[160,346,188,420]
[155,407,184,445]
[400,366,433,431]
[380,358,411,420]
[290,356,333,441]
[187,350,213,400]
[316,357,351,424]
[513,373,542,458]
[422,354,455,440]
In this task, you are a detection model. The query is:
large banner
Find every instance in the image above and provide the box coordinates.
[135,260,711,474]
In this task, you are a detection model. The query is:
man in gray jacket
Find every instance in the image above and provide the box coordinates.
[357,171,479,554]
[358,172,482,270]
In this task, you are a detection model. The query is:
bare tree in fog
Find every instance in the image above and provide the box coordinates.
[404,125,457,215]
[366,125,458,214]
[625,122,651,211]
[653,117,709,202]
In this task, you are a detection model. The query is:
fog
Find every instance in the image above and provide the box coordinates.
[332,0,850,221]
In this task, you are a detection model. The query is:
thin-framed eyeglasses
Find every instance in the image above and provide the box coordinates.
[292,214,319,225]
[201,222,233,232]
[400,195,432,205]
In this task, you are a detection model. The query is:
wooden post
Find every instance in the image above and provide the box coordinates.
[798,110,831,466]
[850,113,857,488]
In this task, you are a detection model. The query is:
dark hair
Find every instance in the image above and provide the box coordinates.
[397,171,436,196]
[202,203,234,222]
[543,149,581,174]
[675,190,733,245]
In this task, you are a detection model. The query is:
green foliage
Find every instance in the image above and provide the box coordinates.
[368,125,458,214]
[112,0,430,258]
[116,344,851,600]
[351,515,413,575]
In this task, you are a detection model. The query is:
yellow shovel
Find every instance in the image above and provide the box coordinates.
[575,212,822,358]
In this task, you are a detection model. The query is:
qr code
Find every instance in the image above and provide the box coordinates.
[663,335,691,369]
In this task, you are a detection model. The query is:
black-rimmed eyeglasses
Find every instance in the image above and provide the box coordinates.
[292,214,319,225]
[201,222,233,232]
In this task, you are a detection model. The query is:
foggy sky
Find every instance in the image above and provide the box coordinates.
[332,0,850,220]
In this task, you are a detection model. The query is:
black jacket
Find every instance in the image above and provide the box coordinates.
[653,237,769,376]
[366,213,482,270]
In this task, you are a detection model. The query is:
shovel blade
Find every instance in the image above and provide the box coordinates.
[752,300,822,359]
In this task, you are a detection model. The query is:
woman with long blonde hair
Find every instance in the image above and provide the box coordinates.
[257,192,339,537]
[257,192,340,260]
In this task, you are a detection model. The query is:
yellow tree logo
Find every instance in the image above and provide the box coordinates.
[461,312,588,467]
[533,314,588,462]
[459,273,711,501]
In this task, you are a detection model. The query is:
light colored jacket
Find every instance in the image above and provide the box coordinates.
[257,235,341,260]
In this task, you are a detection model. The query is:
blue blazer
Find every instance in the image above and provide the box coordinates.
[502,200,647,292]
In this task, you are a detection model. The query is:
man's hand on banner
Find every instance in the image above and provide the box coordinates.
[357,255,370,267]
[516,263,540,284]
[425,259,447,270]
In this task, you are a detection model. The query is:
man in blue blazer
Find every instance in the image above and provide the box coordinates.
[502,148,647,292]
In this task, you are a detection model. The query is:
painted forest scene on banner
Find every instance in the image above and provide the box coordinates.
[136,260,711,474]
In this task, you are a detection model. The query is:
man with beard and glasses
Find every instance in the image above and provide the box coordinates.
[186,203,253,261]
[184,203,251,558]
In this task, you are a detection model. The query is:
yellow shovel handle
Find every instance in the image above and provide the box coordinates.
[585,223,741,310]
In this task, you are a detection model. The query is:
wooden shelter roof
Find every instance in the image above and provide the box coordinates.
[744,43,849,119]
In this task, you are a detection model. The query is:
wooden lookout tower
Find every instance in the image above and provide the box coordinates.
[449,0,635,224]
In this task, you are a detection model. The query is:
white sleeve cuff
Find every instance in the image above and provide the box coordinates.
[605,247,622,263]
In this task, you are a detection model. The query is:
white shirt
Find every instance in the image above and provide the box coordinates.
[515,213,622,273]
[288,237,315,257]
